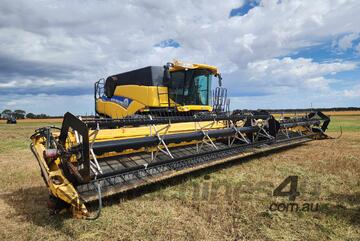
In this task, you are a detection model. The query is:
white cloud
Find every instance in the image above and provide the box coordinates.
[244,57,357,91]
[223,56,359,109]
[1,0,360,73]
[304,77,329,91]
[356,43,360,54]
[248,57,356,79]
[0,78,82,89]
[0,0,360,114]
[234,34,258,54]
[0,81,17,88]
[344,84,360,97]
[336,33,359,51]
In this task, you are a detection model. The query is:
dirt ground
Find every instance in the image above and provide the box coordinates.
[0,114,359,241]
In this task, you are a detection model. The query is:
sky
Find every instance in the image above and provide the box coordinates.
[0,0,360,115]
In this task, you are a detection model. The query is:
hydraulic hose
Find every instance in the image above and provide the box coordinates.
[85,177,102,220]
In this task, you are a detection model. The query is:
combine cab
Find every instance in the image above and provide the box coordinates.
[94,61,228,118]
[30,61,331,218]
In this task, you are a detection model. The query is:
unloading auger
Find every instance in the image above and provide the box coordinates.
[30,110,330,218]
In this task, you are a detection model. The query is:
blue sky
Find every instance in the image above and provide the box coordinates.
[155,39,181,48]
[230,0,260,17]
[0,0,360,115]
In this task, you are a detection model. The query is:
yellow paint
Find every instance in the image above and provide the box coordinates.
[113,85,170,107]
[96,61,218,118]
[93,120,227,142]
[31,138,88,218]
[170,60,219,74]
[176,105,213,112]
[96,98,145,118]
[31,118,230,217]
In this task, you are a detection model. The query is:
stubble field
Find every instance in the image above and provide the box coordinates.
[0,112,359,241]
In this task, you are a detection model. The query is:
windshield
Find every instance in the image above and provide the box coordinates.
[169,69,212,106]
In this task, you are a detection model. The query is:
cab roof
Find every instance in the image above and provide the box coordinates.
[170,60,219,74]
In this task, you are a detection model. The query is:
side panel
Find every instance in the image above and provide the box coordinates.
[96,99,146,118]
[113,85,169,107]
[96,85,170,117]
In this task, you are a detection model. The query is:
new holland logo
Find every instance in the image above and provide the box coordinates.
[104,96,132,108]
[111,97,130,108]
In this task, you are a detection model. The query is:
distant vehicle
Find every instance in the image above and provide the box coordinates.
[6,116,17,124]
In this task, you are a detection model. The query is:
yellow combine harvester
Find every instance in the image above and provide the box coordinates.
[95,61,227,118]
[30,61,330,219]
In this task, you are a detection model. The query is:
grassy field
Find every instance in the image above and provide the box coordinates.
[0,113,359,241]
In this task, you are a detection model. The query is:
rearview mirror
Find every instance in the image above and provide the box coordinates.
[216,73,222,87]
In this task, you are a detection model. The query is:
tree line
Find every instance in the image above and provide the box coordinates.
[263,107,360,113]
[1,109,49,119]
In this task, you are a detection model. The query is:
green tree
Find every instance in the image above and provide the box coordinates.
[1,109,12,118]
[13,109,26,119]
[26,113,36,119]
[2,109,12,115]
[37,114,48,119]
